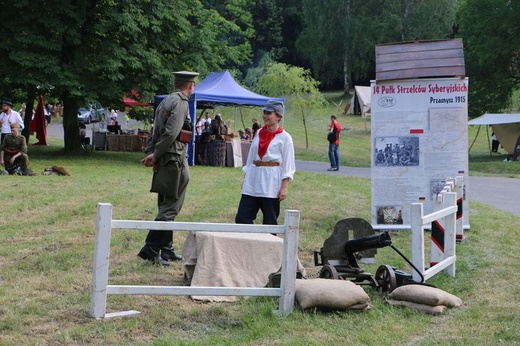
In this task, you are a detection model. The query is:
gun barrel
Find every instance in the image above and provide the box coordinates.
[344,231,392,253]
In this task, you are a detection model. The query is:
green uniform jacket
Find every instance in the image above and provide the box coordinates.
[145,90,189,164]
[1,134,27,155]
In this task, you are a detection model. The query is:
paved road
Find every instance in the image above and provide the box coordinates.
[296,160,520,218]
[46,122,520,217]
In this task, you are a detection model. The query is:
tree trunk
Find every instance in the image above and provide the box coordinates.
[343,55,350,96]
[62,95,81,153]
[303,113,309,149]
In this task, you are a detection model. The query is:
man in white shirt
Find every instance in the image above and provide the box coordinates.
[1,100,23,144]
[202,112,212,134]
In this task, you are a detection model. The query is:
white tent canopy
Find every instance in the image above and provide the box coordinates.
[468,113,520,155]
[468,113,520,125]
[348,86,371,117]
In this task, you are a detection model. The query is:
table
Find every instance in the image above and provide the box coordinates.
[195,139,251,167]
[182,231,306,302]
[225,140,251,167]
[195,140,227,166]
[106,134,143,151]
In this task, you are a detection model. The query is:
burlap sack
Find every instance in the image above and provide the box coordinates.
[295,279,370,310]
[388,284,462,307]
[348,302,372,311]
[386,299,446,315]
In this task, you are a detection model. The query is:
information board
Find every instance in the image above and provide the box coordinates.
[370,77,469,229]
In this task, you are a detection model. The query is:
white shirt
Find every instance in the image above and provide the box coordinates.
[1,110,23,134]
[195,120,204,135]
[241,128,295,198]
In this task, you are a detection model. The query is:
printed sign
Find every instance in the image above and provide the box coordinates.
[370,78,469,229]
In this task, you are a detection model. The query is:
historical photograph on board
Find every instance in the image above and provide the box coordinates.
[374,136,420,167]
[376,205,404,225]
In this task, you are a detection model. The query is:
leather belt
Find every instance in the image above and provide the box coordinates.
[253,160,280,167]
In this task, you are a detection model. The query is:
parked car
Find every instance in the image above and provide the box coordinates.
[77,104,106,124]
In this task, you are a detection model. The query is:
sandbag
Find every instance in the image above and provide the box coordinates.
[388,284,462,307]
[295,279,370,310]
[386,299,446,315]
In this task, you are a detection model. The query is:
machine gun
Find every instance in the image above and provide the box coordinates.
[313,218,424,293]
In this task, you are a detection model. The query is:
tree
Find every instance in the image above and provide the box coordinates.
[243,53,276,90]
[0,0,253,152]
[296,0,458,93]
[247,0,284,64]
[255,63,326,148]
[456,0,520,117]
[127,107,154,131]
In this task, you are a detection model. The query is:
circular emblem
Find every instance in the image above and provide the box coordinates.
[377,97,396,108]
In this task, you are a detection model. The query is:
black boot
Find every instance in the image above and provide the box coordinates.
[161,243,182,262]
[137,244,170,266]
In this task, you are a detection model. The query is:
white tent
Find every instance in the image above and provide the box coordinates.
[468,113,520,155]
[348,86,371,118]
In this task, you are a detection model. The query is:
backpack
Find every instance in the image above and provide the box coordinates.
[327,128,337,143]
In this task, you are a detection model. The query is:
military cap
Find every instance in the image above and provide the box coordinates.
[173,71,199,82]
[263,100,284,116]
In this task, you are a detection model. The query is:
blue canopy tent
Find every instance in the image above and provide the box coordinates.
[155,71,284,165]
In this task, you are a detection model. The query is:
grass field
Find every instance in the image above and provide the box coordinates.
[1,98,519,345]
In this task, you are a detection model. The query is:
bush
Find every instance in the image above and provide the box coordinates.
[127,106,154,129]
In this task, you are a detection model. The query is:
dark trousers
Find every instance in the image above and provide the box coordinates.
[492,140,500,152]
[235,194,280,225]
[143,161,189,252]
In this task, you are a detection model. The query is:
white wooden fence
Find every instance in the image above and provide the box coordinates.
[410,188,458,283]
[430,176,464,266]
[90,203,300,319]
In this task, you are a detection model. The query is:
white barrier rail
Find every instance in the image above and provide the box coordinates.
[430,176,464,266]
[90,203,300,319]
[410,191,457,282]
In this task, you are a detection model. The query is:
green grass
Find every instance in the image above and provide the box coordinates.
[1,102,519,345]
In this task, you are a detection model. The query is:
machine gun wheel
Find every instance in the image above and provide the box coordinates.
[375,265,397,293]
[319,264,339,280]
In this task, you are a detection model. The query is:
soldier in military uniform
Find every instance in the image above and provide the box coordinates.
[138,71,199,266]
[0,123,31,175]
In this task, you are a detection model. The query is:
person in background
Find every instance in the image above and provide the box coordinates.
[251,117,260,138]
[328,114,342,171]
[109,108,117,125]
[211,113,227,139]
[202,112,212,133]
[491,131,500,153]
[0,123,31,175]
[138,70,199,266]
[79,121,90,148]
[1,100,24,144]
[195,117,204,137]
[235,100,295,225]
[244,127,253,140]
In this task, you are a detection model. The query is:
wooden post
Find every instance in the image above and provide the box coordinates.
[443,192,457,277]
[89,203,113,319]
[410,203,425,283]
[278,210,300,316]
[455,176,464,240]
